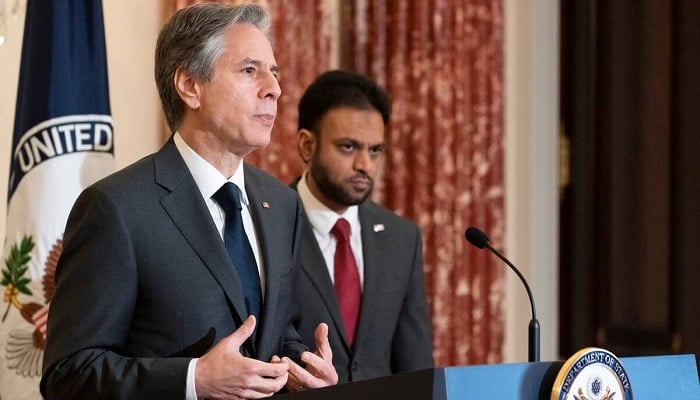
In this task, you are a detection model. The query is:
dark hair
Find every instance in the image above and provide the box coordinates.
[297,70,391,133]
[155,3,272,132]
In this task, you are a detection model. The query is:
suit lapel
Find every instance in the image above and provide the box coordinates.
[154,140,249,327]
[244,169,300,356]
[355,203,388,347]
[300,221,348,343]
[291,177,350,347]
[245,178,274,349]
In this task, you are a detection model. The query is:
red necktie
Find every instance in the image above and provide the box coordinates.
[331,218,361,346]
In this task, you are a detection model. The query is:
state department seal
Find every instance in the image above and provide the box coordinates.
[551,347,633,400]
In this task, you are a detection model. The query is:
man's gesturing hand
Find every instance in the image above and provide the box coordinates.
[282,322,338,392]
[196,316,290,399]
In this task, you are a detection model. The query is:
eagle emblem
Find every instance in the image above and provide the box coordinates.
[2,236,60,377]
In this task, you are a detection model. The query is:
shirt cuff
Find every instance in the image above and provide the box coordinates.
[186,358,199,400]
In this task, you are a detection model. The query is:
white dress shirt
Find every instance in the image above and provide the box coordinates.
[297,172,365,288]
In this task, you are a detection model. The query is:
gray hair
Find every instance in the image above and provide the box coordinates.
[155,3,273,132]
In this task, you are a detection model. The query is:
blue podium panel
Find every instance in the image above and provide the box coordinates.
[620,354,699,399]
[277,354,698,399]
[438,361,557,399]
[439,354,699,399]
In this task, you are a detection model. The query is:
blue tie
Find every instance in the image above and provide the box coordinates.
[212,182,262,321]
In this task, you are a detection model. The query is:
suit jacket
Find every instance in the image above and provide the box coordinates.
[41,139,307,399]
[292,179,434,383]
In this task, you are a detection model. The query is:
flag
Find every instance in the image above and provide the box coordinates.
[0,1,114,398]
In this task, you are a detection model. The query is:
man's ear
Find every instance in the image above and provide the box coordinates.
[297,129,316,164]
[174,66,201,110]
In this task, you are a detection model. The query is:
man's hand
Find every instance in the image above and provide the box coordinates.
[280,322,338,392]
[196,316,290,399]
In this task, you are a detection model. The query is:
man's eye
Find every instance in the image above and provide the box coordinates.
[370,147,385,157]
[243,67,256,74]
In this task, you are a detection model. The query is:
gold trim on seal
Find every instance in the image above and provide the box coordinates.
[551,347,632,400]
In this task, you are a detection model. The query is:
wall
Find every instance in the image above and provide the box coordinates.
[505,0,560,362]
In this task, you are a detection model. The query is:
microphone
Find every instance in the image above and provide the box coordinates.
[464,227,540,362]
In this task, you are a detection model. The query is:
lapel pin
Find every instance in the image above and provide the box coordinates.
[261,201,270,208]
[373,224,385,232]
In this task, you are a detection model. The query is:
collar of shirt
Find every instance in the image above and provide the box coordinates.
[298,172,364,286]
[297,172,360,237]
[173,132,248,206]
[173,132,265,293]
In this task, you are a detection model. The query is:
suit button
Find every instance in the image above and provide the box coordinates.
[351,361,359,372]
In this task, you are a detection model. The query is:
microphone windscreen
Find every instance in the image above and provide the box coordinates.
[465,227,490,249]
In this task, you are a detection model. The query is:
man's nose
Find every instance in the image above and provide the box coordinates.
[353,149,374,172]
[261,70,281,100]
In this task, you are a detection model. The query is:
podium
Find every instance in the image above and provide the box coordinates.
[278,354,699,399]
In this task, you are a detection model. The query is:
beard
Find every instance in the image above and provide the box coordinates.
[309,159,373,207]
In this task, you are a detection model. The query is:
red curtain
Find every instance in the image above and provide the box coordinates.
[166,0,505,367]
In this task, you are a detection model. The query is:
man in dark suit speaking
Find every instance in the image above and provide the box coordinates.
[292,70,434,383]
[40,3,337,399]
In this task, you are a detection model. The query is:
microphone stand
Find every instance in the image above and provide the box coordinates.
[483,242,540,362]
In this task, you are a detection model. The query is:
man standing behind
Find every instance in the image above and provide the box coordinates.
[292,70,434,383]
[41,4,336,399]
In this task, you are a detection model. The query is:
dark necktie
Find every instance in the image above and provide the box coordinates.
[331,218,361,346]
[212,182,262,321]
